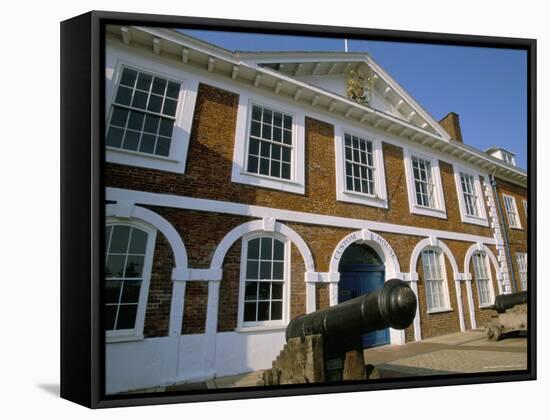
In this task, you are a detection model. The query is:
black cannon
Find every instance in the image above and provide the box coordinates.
[263,279,417,384]
[485,291,528,341]
[492,291,528,314]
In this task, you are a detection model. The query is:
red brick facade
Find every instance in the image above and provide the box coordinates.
[106,82,527,342]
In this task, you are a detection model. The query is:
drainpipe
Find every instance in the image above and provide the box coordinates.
[489,174,518,293]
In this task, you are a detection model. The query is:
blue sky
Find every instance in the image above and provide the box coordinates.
[180,29,527,169]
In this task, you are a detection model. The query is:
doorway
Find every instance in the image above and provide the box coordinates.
[338,243,389,348]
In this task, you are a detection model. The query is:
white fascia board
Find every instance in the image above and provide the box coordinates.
[366,56,451,142]
[107,187,496,245]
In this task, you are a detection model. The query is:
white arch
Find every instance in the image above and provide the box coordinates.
[328,228,402,279]
[464,242,501,283]
[106,203,189,278]
[409,237,459,278]
[210,219,315,272]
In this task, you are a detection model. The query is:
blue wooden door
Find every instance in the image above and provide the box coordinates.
[339,265,390,348]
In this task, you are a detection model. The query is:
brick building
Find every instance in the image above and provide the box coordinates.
[103,25,528,393]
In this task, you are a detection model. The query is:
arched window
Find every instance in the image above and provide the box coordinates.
[238,234,289,328]
[472,252,495,307]
[421,248,451,312]
[105,221,156,341]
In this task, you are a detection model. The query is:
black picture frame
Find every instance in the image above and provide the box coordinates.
[60,10,536,409]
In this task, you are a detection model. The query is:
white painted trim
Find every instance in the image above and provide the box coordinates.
[334,125,388,208]
[210,219,315,272]
[231,93,306,194]
[464,242,503,295]
[409,281,422,341]
[465,279,477,329]
[403,147,447,219]
[107,188,496,245]
[453,165,489,227]
[105,46,199,174]
[104,218,157,343]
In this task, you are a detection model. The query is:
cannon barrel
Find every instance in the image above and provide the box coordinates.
[286,279,417,342]
[492,291,528,314]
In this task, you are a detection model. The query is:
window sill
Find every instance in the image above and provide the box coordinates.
[411,204,447,219]
[426,308,453,315]
[509,226,524,231]
[106,147,186,174]
[479,304,494,309]
[462,215,489,227]
[106,333,144,343]
[235,324,287,333]
[337,189,388,209]
[232,170,305,195]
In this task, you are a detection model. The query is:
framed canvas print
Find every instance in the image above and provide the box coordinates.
[60,10,536,408]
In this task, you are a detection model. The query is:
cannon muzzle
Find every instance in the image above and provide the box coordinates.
[286,279,417,342]
[492,291,528,314]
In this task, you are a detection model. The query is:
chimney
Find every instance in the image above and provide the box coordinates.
[439,112,463,143]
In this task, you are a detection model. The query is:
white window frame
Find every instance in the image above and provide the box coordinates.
[105,44,199,174]
[231,95,306,195]
[237,233,291,331]
[335,125,388,208]
[516,252,528,291]
[502,193,522,229]
[472,252,495,308]
[523,199,528,219]
[403,148,447,219]
[421,248,452,313]
[105,218,157,343]
[453,166,489,226]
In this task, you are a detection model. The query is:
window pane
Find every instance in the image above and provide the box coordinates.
[281,163,291,179]
[166,81,180,99]
[139,134,156,154]
[247,155,258,173]
[272,282,283,299]
[283,129,292,145]
[105,255,126,278]
[273,127,282,142]
[244,302,256,322]
[105,280,122,304]
[248,238,260,259]
[260,261,272,279]
[257,302,270,321]
[270,160,281,178]
[273,240,284,261]
[250,121,261,137]
[121,280,141,303]
[245,282,258,300]
[125,255,144,278]
[147,94,163,113]
[259,158,270,175]
[263,108,273,124]
[249,138,260,156]
[110,226,131,253]
[111,107,129,127]
[251,105,262,121]
[260,141,270,158]
[271,301,283,320]
[258,282,270,300]
[260,237,273,259]
[136,72,153,91]
[272,261,284,280]
[155,137,171,156]
[152,77,167,95]
[273,113,282,127]
[129,228,148,254]
[115,86,132,106]
[120,68,137,87]
[127,111,145,130]
[116,304,138,329]
[262,124,271,140]
[246,260,259,279]
[283,115,292,130]
[271,144,281,160]
[281,147,291,163]
[122,130,140,151]
[158,118,174,137]
[105,305,117,330]
[106,127,124,148]
[162,98,177,116]
[131,90,148,109]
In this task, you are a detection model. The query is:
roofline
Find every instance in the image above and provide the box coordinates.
[108,25,527,187]
[485,146,517,156]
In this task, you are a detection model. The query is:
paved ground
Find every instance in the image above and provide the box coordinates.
[122,329,527,393]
